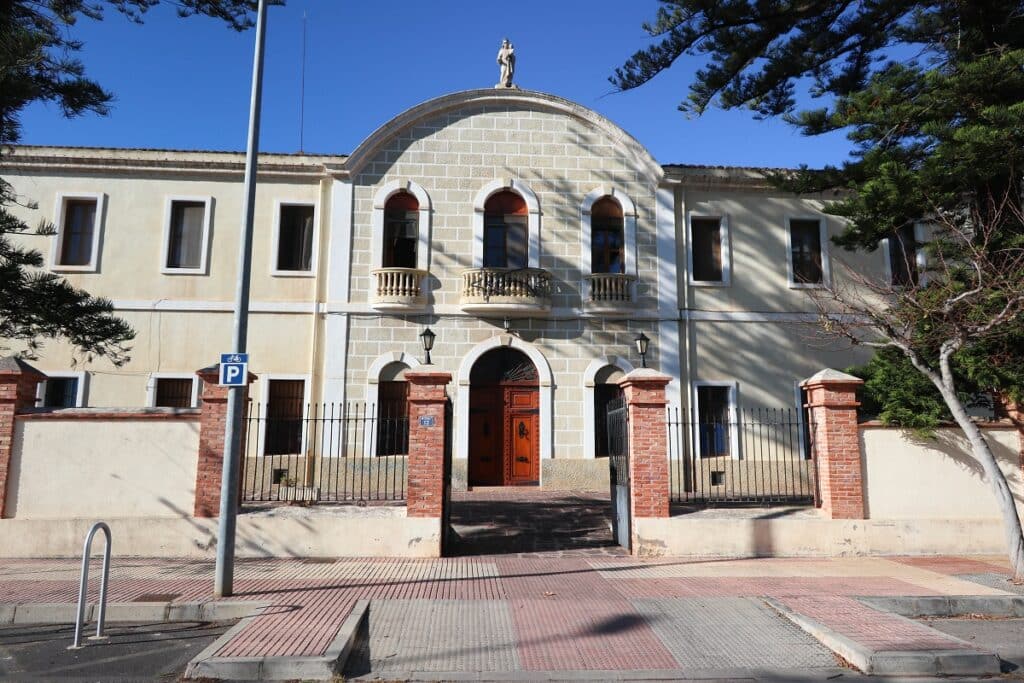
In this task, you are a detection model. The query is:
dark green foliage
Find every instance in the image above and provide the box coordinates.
[615,0,1024,414]
[0,0,266,364]
[847,348,950,431]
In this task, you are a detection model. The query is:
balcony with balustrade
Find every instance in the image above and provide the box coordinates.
[460,268,553,317]
[370,268,429,311]
[583,273,637,313]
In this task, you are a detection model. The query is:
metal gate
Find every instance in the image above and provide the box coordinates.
[606,397,631,550]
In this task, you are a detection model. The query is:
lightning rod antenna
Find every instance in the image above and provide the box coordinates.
[299,10,307,153]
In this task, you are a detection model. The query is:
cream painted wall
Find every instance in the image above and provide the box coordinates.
[862,426,1024,520]
[685,190,884,313]
[5,418,200,519]
[4,172,321,303]
[687,319,874,408]
[15,311,315,407]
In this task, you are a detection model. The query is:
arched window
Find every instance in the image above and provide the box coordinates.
[483,191,528,269]
[591,197,624,274]
[376,362,409,456]
[383,192,419,269]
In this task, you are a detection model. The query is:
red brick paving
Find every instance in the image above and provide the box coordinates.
[890,556,1010,575]
[778,596,973,652]
[0,555,1014,665]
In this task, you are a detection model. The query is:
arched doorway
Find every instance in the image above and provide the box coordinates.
[468,347,539,486]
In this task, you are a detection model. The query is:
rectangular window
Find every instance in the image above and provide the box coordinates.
[888,224,919,287]
[154,378,195,408]
[41,377,80,408]
[789,218,824,285]
[483,216,528,269]
[592,222,625,274]
[696,385,731,458]
[383,214,417,269]
[276,204,315,272]
[265,379,305,455]
[376,381,410,456]
[57,199,98,267]
[164,199,209,271]
[691,217,724,282]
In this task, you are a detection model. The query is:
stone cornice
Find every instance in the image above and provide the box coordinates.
[1,145,344,181]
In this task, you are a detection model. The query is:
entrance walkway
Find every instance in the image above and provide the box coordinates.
[448,488,619,556]
[1,554,1020,679]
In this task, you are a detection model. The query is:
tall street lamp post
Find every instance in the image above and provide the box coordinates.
[215,0,269,598]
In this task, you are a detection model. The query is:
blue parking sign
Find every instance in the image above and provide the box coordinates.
[219,353,249,386]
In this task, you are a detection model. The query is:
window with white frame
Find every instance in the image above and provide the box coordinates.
[149,375,200,408]
[690,216,728,284]
[590,197,625,274]
[274,203,316,273]
[788,218,827,286]
[163,198,211,273]
[376,362,410,456]
[382,193,419,269]
[36,373,86,408]
[483,191,529,269]
[264,378,306,455]
[887,224,919,287]
[52,193,104,271]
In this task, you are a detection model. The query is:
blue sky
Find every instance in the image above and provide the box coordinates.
[19,1,854,168]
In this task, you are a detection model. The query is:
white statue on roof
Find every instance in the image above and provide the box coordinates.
[496,38,518,89]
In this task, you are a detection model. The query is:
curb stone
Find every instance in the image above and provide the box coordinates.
[0,600,268,625]
[764,598,1001,676]
[858,595,1024,618]
[184,599,369,681]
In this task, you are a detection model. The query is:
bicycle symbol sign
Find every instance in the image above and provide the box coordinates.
[219,353,249,386]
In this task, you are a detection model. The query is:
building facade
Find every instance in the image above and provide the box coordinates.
[2,88,902,488]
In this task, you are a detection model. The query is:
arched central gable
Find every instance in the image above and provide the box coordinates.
[337,89,664,183]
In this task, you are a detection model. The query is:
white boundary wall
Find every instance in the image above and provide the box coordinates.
[5,416,199,519]
[861,426,1023,520]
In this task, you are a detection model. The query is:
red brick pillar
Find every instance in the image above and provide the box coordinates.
[194,365,255,518]
[0,358,46,519]
[619,369,672,522]
[801,369,866,519]
[405,371,451,518]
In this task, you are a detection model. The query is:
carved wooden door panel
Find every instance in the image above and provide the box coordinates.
[505,388,539,485]
[468,386,502,486]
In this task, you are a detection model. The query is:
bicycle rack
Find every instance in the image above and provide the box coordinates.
[69,522,111,650]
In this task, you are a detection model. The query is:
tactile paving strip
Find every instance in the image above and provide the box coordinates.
[345,600,520,674]
[633,597,837,669]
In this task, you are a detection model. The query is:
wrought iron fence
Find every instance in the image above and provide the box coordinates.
[242,402,407,503]
[666,407,817,505]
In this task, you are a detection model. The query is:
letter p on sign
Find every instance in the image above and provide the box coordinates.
[219,353,249,386]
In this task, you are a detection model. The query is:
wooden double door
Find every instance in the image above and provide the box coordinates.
[469,385,539,486]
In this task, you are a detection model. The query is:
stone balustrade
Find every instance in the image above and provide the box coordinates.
[371,268,429,311]
[584,273,636,311]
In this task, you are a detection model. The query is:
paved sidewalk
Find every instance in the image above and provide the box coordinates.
[1,552,1020,679]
